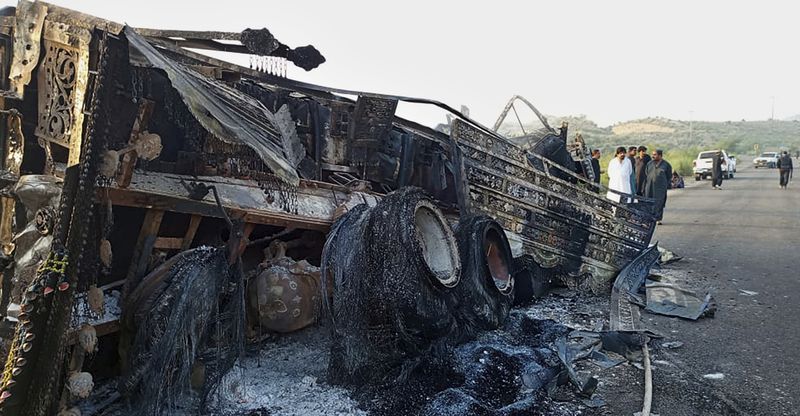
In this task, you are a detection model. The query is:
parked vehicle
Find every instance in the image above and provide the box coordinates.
[693,150,733,181]
[754,152,779,168]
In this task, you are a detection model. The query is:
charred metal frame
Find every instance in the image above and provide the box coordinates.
[450,119,655,291]
[0,1,658,411]
[0,1,657,297]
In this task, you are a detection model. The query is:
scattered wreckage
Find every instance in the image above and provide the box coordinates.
[0,1,659,414]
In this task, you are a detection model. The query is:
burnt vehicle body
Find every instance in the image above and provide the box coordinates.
[0,1,655,414]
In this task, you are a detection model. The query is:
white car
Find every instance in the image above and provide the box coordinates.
[693,150,733,180]
[753,152,779,168]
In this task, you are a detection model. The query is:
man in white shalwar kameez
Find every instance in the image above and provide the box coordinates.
[606,146,633,203]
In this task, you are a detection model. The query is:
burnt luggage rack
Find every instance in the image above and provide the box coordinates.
[449,118,656,291]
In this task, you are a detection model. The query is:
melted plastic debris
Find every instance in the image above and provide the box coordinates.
[355,312,583,416]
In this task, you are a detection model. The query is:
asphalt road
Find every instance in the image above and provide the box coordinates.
[645,161,799,415]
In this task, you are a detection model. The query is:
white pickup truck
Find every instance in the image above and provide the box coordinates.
[753,152,779,168]
[693,150,733,181]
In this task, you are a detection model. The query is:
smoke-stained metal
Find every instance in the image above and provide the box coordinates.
[450,119,656,292]
[4,1,47,99]
[0,2,660,412]
[609,244,660,332]
[124,26,301,186]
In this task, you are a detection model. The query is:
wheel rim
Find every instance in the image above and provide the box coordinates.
[483,226,513,295]
[414,201,460,288]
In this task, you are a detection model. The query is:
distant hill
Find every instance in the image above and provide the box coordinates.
[500,116,800,156]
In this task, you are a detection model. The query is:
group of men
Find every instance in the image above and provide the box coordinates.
[590,146,672,225]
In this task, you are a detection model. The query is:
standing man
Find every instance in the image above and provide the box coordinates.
[634,146,651,196]
[591,149,602,184]
[644,149,673,225]
[607,146,633,203]
[711,150,724,189]
[628,146,638,195]
[777,151,793,189]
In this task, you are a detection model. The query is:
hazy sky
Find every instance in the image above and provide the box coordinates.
[6,0,799,127]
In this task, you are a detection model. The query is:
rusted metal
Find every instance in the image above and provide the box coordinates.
[4,1,46,99]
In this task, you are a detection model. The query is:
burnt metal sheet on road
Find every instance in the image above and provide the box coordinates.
[610,244,660,332]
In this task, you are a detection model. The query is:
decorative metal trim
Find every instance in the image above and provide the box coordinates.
[450,119,656,290]
[34,21,91,167]
[347,96,397,164]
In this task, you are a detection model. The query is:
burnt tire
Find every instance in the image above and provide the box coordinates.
[367,187,461,345]
[452,215,514,336]
[324,187,462,384]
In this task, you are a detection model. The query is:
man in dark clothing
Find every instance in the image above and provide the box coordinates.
[644,149,672,225]
[588,149,602,193]
[777,151,793,189]
[634,145,651,196]
[628,146,638,195]
[591,149,602,184]
[711,150,724,189]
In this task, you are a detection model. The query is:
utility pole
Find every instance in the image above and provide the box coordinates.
[770,96,775,120]
[689,110,694,142]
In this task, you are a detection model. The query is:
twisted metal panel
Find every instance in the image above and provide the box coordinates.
[450,119,656,291]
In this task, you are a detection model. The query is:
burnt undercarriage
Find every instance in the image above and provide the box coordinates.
[0,2,657,415]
